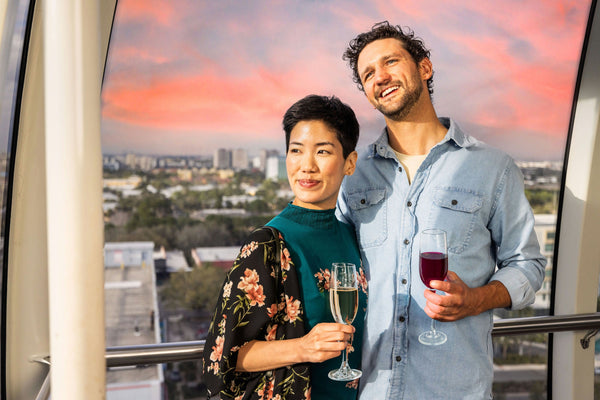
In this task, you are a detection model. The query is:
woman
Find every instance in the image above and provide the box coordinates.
[202,94,367,400]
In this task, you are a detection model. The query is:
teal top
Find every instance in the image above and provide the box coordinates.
[267,204,367,400]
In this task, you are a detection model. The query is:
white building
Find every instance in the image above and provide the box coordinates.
[104,242,163,400]
[533,214,557,309]
[265,155,286,181]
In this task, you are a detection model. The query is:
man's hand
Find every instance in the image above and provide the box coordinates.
[424,271,511,322]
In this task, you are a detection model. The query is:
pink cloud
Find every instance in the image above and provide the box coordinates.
[116,0,178,26]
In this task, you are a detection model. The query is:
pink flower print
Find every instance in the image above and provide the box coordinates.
[237,268,260,292]
[284,295,301,323]
[281,248,291,272]
[258,379,274,400]
[240,241,258,258]
[211,361,220,375]
[345,378,359,389]
[223,281,233,298]
[246,284,266,307]
[209,335,224,362]
[314,268,331,292]
[358,267,368,294]
[267,303,278,318]
[265,324,278,341]
[304,387,311,399]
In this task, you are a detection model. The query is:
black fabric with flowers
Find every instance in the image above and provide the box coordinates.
[203,227,311,400]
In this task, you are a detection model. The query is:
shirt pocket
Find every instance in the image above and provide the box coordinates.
[428,187,483,254]
[347,188,387,249]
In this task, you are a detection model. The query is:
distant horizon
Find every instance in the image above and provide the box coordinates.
[102,150,564,164]
[101,0,591,162]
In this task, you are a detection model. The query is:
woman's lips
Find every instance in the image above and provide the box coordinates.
[298,179,320,188]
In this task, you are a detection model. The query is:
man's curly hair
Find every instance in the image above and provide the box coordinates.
[343,21,433,95]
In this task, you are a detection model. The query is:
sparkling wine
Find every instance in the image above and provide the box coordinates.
[330,287,359,324]
[419,251,448,288]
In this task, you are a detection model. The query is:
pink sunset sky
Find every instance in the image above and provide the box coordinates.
[101,0,591,160]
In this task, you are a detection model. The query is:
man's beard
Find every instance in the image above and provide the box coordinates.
[376,78,423,121]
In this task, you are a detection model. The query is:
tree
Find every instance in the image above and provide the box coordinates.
[160,264,227,312]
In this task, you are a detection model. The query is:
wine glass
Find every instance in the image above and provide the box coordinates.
[418,229,448,346]
[328,262,362,381]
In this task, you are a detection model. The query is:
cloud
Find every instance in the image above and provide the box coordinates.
[101,0,591,160]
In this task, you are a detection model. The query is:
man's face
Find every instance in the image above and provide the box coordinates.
[357,38,429,121]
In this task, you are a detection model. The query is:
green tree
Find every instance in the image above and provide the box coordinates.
[160,264,226,312]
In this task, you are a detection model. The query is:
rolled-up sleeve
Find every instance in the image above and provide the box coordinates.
[488,161,546,310]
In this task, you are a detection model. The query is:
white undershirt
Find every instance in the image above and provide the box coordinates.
[393,151,427,184]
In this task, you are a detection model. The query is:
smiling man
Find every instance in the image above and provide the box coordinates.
[336,21,546,400]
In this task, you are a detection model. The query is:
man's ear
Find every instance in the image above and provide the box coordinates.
[419,57,433,81]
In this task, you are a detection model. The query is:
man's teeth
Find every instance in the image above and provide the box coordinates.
[381,86,398,97]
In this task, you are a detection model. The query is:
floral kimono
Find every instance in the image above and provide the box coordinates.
[203,227,311,400]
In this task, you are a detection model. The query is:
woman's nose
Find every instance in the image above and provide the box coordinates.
[300,154,317,172]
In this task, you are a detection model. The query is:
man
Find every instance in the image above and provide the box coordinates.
[336,21,546,399]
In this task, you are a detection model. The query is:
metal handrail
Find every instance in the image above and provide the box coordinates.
[104,313,600,367]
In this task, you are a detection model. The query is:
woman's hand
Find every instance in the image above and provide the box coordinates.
[236,322,354,371]
[298,322,355,363]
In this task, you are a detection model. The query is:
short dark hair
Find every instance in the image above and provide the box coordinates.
[282,95,359,159]
[343,21,433,95]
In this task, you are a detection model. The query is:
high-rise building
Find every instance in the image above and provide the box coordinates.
[265,155,286,181]
[232,148,248,171]
[214,148,231,169]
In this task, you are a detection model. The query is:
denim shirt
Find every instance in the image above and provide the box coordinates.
[337,118,546,400]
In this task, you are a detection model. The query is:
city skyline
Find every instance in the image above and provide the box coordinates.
[101,0,590,161]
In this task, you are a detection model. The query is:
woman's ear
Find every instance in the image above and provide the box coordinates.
[345,151,358,176]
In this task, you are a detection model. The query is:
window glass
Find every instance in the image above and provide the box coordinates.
[0,0,31,388]
[101,1,592,398]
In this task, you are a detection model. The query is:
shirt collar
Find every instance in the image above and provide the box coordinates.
[368,117,477,159]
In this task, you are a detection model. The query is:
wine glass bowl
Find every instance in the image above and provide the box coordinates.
[418,229,448,346]
[328,262,362,381]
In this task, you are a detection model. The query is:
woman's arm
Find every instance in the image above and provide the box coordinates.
[236,322,354,372]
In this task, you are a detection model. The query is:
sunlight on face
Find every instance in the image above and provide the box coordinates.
[286,120,356,210]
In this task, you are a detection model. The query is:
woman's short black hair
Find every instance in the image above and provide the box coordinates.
[282,94,359,159]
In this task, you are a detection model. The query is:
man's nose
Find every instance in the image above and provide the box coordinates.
[374,67,391,84]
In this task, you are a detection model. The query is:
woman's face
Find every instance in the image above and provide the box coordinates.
[286,120,356,210]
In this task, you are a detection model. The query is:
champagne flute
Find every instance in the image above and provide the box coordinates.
[328,262,362,381]
[418,229,448,346]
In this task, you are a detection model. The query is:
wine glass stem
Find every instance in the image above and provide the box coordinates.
[430,318,437,334]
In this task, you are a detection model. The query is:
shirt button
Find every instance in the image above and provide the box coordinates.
[401,279,407,284]
[398,166,402,172]
[403,239,410,245]
[360,199,366,204]
[396,356,402,362]
[407,201,412,207]
[451,199,458,205]
[399,316,405,322]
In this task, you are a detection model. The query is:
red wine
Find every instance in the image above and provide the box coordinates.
[419,251,448,288]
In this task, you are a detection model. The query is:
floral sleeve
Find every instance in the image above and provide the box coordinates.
[202,227,311,400]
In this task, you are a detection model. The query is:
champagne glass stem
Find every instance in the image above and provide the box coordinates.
[430,318,437,335]
[340,343,349,372]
